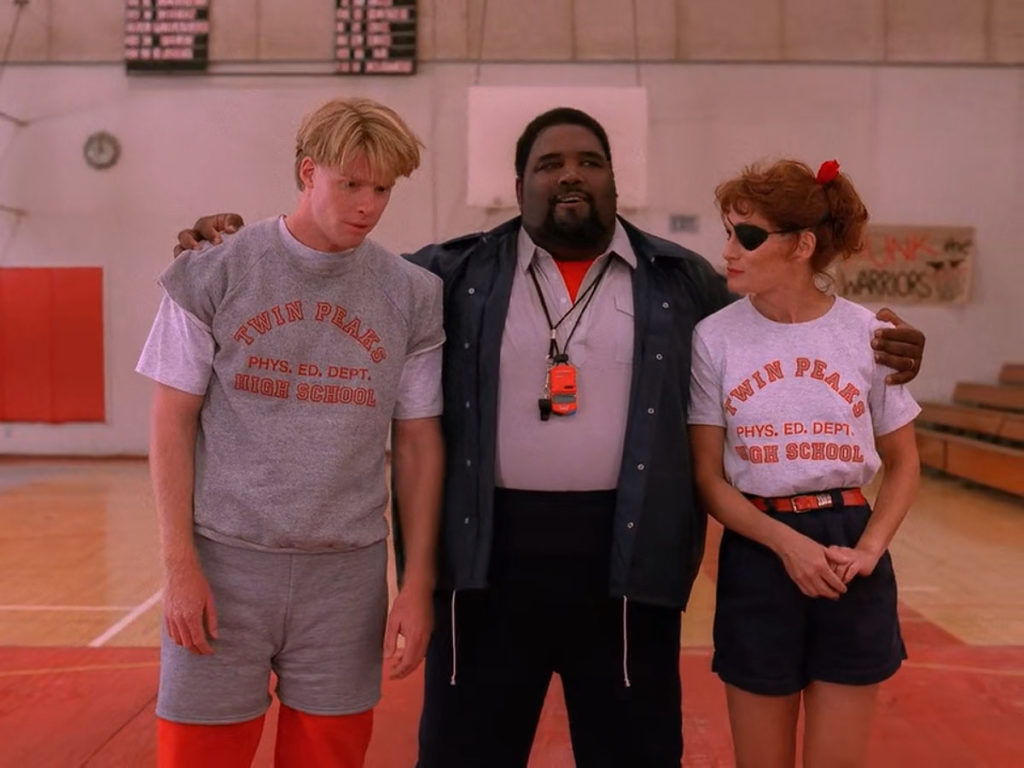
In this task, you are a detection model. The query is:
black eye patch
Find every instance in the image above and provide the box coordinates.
[733,223,772,250]
[729,221,803,251]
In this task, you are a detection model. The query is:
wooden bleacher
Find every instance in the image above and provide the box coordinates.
[915,363,1024,497]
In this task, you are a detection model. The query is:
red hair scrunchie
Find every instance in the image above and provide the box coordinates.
[816,159,840,185]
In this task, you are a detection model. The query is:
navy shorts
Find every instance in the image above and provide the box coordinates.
[712,498,906,696]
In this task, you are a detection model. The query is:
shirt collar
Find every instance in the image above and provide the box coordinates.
[516,218,638,273]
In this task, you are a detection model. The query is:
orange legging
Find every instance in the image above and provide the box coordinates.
[158,706,373,768]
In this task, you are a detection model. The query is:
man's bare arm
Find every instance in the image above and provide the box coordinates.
[150,383,218,654]
[384,416,444,679]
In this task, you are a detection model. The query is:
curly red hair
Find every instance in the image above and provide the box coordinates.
[715,158,869,272]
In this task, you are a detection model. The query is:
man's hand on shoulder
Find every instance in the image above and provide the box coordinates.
[872,308,926,385]
[174,213,246,257]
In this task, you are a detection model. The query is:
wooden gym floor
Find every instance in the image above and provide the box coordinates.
[0,458,1021,767]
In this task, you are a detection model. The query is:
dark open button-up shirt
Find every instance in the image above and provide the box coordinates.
[403,216,732,609]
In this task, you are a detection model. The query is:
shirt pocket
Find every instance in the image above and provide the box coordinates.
[611,292,635,364]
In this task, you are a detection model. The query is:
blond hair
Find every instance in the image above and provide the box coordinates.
[294,98,422,190]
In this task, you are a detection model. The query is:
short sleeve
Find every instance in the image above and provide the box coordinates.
[407,272,444,357]
[867,361,921,436]
[393,345,443,420]
[135,294,215,395]
[687,329,726,427]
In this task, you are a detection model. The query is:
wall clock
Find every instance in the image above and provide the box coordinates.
[83,131,121,170]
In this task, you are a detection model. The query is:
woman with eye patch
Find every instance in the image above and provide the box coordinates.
[687,159,921,768]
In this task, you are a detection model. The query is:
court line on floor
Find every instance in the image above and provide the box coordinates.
[903,661,1024,677]
[0,661,160,679]
[0,605,137,612]
[88,590,163,648]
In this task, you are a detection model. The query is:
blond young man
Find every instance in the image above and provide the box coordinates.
[137,98,444,768]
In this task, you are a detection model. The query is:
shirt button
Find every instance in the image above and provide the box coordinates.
[464,517,470,524]
[465,401,471,409]
[637,463,645,471]
[468,287,476,295]
[647,407,655,415]
[466,459,472,467]
[626,521,635,529]
[662,302,669,309]
[655,353,664,361]
[464,342,470,349]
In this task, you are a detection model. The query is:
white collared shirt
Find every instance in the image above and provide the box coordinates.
[494,220,637,491]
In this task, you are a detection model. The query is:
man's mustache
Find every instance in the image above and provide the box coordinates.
[549,189,593,205]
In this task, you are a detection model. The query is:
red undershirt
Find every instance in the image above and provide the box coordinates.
[554,258,597,302]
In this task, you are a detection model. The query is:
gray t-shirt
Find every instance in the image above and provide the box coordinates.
[138,295,442,419]
[688,296,920,497]
[137,216,444,552]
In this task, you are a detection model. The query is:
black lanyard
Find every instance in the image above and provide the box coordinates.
[527,256,613,363]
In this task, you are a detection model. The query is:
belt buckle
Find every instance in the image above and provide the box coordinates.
[790,493,832,513]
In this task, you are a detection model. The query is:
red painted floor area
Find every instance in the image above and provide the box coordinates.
[2,613,1022,768]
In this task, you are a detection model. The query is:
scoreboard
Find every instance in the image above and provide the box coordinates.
[123,1,418,76]
[125,0,210,72]
[336,0,417,75]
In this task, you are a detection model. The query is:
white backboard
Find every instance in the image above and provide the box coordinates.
[466,86,648,209]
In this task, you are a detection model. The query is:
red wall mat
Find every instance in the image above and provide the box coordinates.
[0,268,53,421]
[50,268,105,422]
[0,267,105,423]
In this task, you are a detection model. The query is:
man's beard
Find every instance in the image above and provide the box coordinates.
[538,199,611,252]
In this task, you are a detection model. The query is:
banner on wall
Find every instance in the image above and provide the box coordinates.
[835,225,974,305]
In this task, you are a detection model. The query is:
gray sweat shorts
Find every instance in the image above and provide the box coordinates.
[156,535,388,724]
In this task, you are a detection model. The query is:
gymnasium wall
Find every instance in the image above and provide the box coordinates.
[0,2,1020,454]
[2,1,1022,66]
